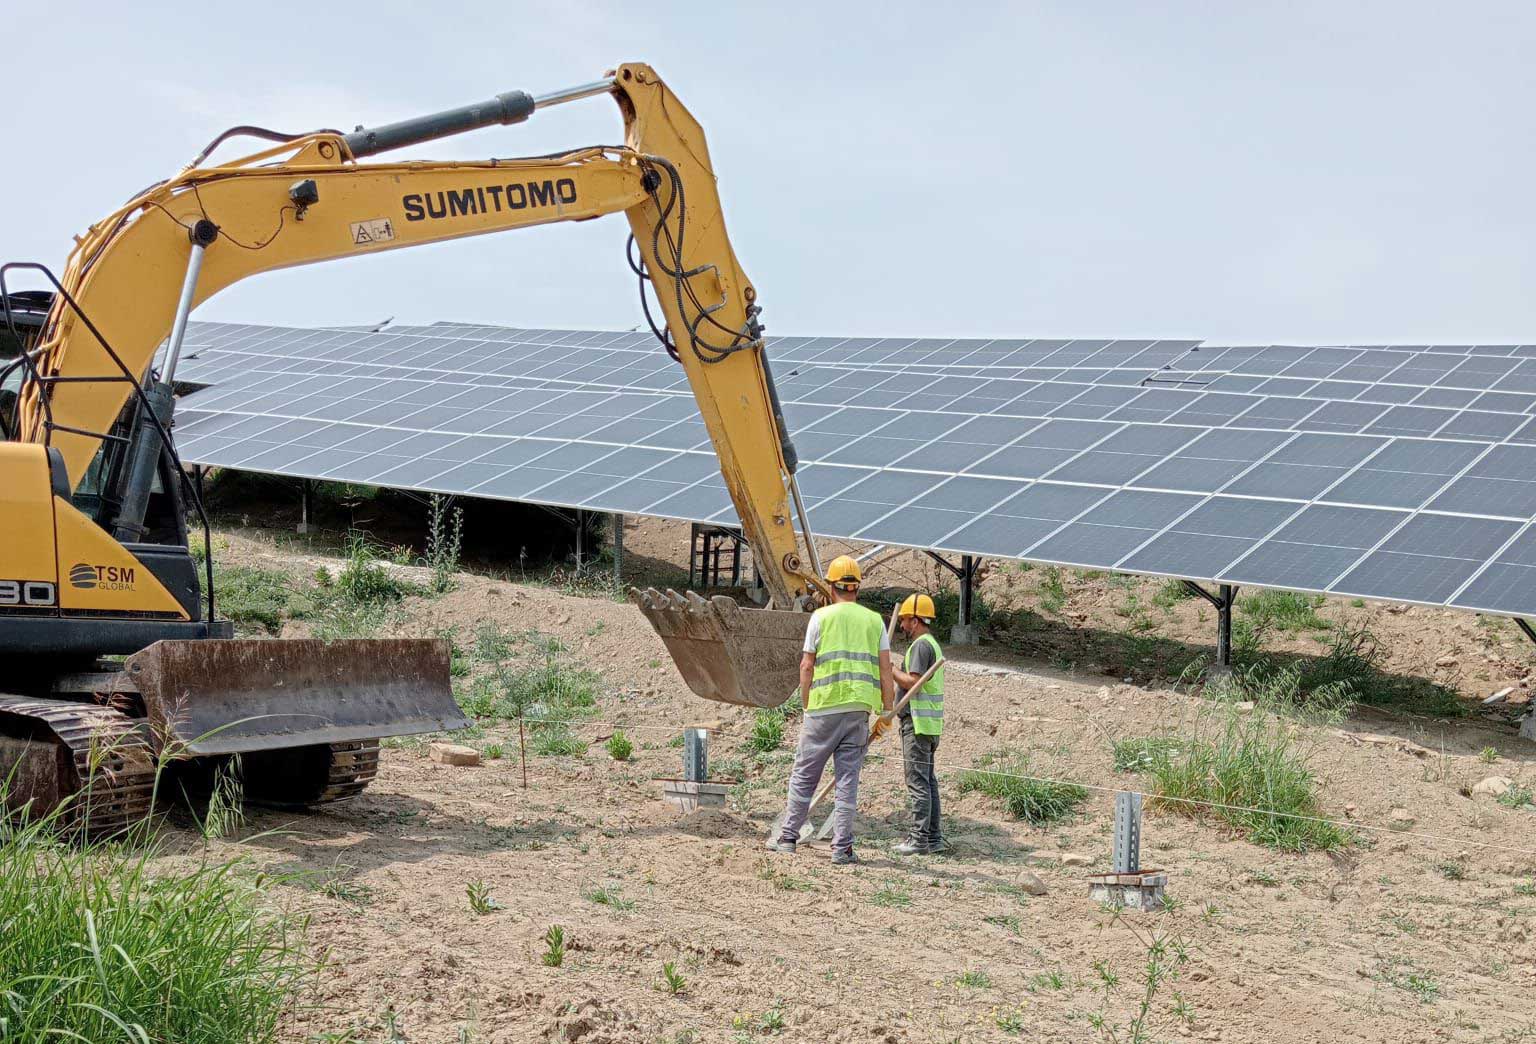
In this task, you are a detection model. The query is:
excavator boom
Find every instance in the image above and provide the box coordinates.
[1,61,815,836]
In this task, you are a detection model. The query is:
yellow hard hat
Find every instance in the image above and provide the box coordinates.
[825,554,862,589]
[898,593,936,621]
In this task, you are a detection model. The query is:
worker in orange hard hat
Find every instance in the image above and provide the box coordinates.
[891,592,948,855]
[767,554,894,865]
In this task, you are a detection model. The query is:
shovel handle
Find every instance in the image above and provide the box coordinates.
[876,657,945,733]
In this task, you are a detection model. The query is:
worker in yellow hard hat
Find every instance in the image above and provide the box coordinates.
[891,592,948,855]
[768,554,894,865]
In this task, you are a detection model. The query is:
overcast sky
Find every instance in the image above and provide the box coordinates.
[8,2,1535,344]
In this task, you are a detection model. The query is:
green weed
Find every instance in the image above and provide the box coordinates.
[1373,955,1440,1003]
[214,564,302,634]
[1111,736,1182,774]
[868,883,912,908]
[335,532,418,604]
[757,865,813,892]
[1498,785,1535,810]
[1147,702,1350,852]
[955,969,992,988]
[606,730,634,762]
[957,749,1088,825]
[467,880,500,915]
[0,793,311,1043]
[1239,589,1327,632]
[425,494,464,594]
[747,709,785,754]
[585,885,636,911]
[660,961,687,996]
[541,925,566,967]
[1038,567,1067,614]
[1152,579,1196,608]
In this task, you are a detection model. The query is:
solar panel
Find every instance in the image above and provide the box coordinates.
[173,321,1536,620]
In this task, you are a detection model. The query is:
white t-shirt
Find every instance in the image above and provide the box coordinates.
[802,613,892,654]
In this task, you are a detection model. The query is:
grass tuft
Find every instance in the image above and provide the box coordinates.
[606,730,634,762]
[956,749,1088,825]
[1147,702,1351,852]
[1111,736,1183,774]
[0,797,310,1042]
[747,709,785,754]
[1238,589,1327,633]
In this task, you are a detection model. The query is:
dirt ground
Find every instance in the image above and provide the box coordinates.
[185,521,1536,1043]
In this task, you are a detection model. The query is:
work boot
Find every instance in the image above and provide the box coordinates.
[830,849,859,866]
[765,838,796,855]
[892,838,931,856]
[927,837,953,854]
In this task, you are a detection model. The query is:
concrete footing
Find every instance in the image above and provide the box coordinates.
[949,623,979,646]
[657,779,733,812]
[1087,870,1168,911]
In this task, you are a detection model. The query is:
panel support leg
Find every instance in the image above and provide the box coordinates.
[953,554,980,646]
[1182,580,1239,674]
[574,509,584,575]
[1515,620,1536,741]
[612,513,624,591]
[297,479,311,535]
[923,550,981,646]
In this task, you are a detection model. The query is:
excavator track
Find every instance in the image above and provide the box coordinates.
[0,696,156,838]
[316,740,382,803]
[231,739,383,808]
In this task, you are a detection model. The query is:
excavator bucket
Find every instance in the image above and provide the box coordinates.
[630,588,808,708]
[123,637,467,756]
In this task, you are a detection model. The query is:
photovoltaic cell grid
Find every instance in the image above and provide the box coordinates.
[1152,343,1536,421]
[172,321,1536,619]
[178,323,1536,444]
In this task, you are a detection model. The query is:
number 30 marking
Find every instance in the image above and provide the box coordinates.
[0,580,58,606]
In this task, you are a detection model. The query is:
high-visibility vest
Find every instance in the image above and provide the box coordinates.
[808,601,885,715]
[904,632,945,736]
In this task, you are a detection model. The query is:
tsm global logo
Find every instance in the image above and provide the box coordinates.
[69,563,136,591]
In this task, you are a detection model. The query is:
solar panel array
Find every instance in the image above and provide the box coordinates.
[171,321,1536,619]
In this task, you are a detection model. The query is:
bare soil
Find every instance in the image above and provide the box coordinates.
[185,520,1536,1043]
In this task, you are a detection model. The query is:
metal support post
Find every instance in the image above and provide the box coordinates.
[574,508,584,574]
[1216,583,1235,668]
[1182,580,1239,671]
[924,550,983,646]
[683,728,708,782]
[612,513,623,590]
[297,479,311,535]
[1516,618,1536,648]
[1113,791,1143,874]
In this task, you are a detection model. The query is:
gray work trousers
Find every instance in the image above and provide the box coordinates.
[900,714,942,844]
[776,710,869,855]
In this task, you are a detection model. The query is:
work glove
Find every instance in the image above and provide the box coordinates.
[869,715,892,742]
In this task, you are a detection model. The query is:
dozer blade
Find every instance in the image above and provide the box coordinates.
[630,588,808,708]
[124,638,467,756]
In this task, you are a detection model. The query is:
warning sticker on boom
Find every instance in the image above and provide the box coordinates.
[349,219,396,246]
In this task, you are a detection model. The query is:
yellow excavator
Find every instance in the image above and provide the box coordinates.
[0,63,822,834]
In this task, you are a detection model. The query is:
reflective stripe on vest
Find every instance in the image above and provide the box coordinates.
[808,601,884,715]
[904,632,945,736]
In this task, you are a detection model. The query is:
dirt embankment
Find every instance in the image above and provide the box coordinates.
[191,525,1536,1043]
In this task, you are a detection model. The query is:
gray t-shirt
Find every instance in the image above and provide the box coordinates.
[898,634,938,713]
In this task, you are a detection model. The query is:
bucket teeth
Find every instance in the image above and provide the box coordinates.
[629,587,812,708]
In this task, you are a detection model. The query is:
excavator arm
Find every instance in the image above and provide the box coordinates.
[8,63,819,705]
